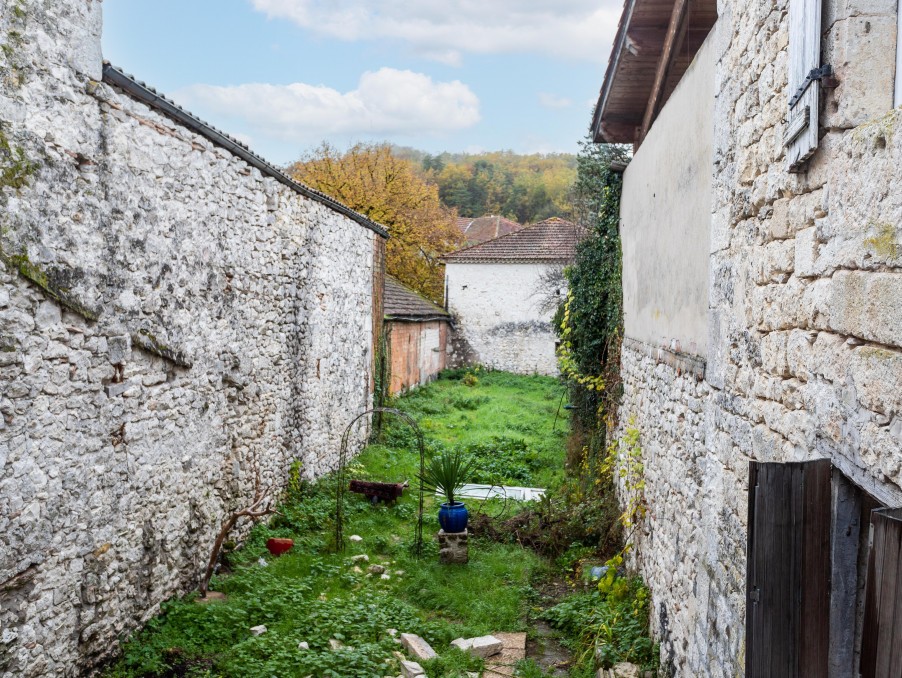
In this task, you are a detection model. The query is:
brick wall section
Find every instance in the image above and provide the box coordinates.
[616,2,902,676]
[0,2,381,675]
[386,320,449,394]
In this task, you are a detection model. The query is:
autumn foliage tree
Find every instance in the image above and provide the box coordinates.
[291,143,463,304]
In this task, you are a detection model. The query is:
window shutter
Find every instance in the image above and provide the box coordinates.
[785,0,823,172]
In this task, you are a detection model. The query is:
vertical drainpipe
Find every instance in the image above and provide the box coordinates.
[896,0,902,107]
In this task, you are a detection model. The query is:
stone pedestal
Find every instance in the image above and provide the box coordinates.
[437,529,468,564]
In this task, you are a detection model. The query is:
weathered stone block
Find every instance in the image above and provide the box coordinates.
[437,529,468,564]
[399,633,437,661]
[828,271,902,347]
[451,635,503,658]
[400,660,425,678]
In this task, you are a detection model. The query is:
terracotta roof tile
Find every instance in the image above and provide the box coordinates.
[384,276,450,320]
[456,215,524,245]
[443,217,586,263]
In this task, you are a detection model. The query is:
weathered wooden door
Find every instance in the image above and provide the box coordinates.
[861,508,902,678]
[746,459,832,678]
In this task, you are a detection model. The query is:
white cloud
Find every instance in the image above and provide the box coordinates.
[173,68,480,145]
[538,92,573,109]
[249,0,622,64]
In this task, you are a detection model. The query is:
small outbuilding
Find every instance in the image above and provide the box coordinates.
[383,276,451,394]
[443,217,584,375]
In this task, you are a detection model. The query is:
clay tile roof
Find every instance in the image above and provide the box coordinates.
[443,217,587,264]
[384,276,450,321]
[457,215,524,245]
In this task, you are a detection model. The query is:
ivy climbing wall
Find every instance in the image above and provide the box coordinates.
[0,2,382,676]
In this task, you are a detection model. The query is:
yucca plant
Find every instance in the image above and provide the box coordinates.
[419,450,477,505]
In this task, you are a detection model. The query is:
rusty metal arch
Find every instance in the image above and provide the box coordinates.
[335,407,425,558]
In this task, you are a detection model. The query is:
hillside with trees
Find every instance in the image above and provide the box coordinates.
[394,147,577,225]
[290,143,463,305]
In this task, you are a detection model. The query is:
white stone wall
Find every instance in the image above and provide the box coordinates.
[445,262,561,375]
[616,2,902,676]
[0,2,378,675]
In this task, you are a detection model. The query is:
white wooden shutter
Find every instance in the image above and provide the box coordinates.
[785,0,823,172]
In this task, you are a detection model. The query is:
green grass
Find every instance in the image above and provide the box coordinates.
[104,369,566,678]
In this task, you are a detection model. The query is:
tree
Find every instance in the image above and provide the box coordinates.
[291,143,463,304]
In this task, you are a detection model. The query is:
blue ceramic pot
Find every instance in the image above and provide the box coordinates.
[438,501,469,533]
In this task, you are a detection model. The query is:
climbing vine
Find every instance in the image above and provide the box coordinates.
[602,417,647,532]
[555,136,628,452]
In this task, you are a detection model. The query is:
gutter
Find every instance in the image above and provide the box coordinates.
[385,315,451,323]
[101,63,389,240]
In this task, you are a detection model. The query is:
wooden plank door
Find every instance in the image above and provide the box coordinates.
[746,459,832,678]
[861,508,902,678]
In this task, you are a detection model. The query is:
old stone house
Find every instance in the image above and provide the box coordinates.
[383,276,451,394]
[0,2,387,675]
[443,217,584,375]
[593,0,902,675]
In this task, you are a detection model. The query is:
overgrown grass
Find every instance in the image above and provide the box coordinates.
[104,370,563,678]
[104,369,657,678]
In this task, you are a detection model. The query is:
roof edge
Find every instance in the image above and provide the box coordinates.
[101,63,389,239]
[591,0,639,143]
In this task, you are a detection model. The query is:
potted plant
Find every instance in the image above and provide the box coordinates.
[420,450,476,533]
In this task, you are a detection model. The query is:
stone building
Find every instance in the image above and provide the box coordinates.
[383,276,451,394]
[593,0,902,675]
[443,217,583,376]
[0,2,386,675]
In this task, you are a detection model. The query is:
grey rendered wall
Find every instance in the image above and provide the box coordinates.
[620,33,715,358]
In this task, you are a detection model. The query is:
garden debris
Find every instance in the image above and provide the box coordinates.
[349,535,363,542]
[298,641,309,650]
[352,566,363,574]
[329,638,345,650]
[249,625,267,636]
[368,564,386,574]
[451,634,504,658]
[196,591,227,604]
[399,633,437,661]
[452,484,547,501]
[349,479,408,504]
[483,632,526,677]
[596,663,643,678]
[400,659,425,677]
[256,557,268,567]
[381,573,391,580]
[351,554,370,563]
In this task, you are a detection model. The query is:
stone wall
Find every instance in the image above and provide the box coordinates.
[445,262,561,375]
[0,2,383,675]
[615,1,902,676]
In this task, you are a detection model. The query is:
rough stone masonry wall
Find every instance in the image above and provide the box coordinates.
[618,1,902,676]
[0,2,378,676]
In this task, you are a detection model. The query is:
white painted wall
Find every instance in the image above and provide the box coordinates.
[445,262,561,375]
[620,32,715,358]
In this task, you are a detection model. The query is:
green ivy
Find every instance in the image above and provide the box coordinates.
[556,137,628,448]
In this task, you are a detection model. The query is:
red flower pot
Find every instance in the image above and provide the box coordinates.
[266,538,294,556]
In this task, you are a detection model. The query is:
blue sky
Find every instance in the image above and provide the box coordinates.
[102,0,623,165]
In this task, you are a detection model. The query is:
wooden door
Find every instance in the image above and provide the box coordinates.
[746,459,832,678]
[861,508,902,678]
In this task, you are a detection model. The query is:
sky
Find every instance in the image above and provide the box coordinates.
[102,0,623,166]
